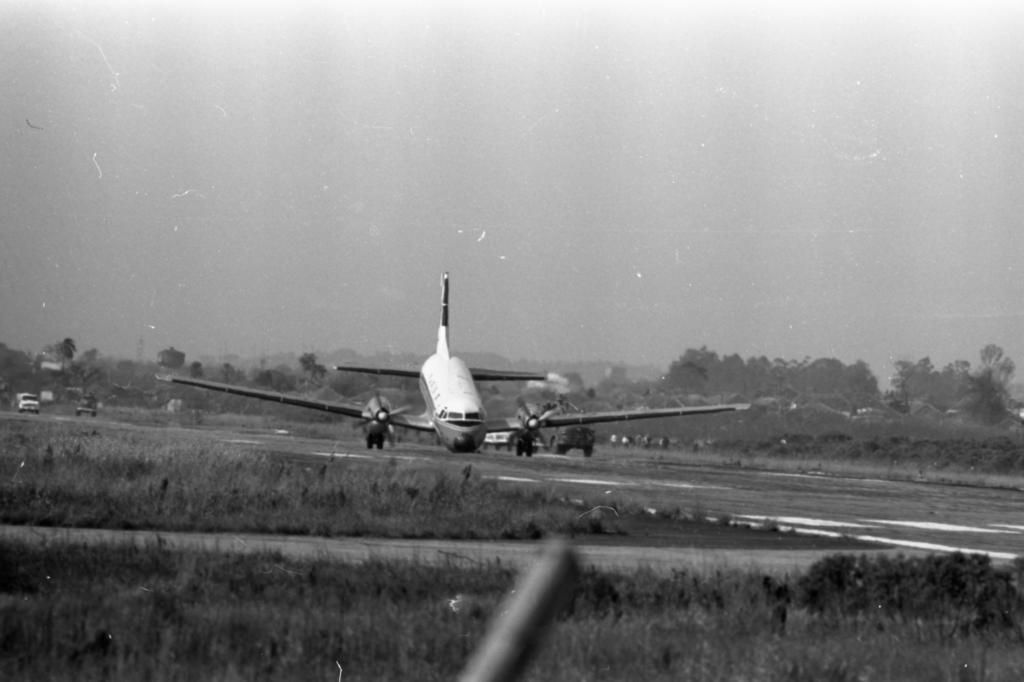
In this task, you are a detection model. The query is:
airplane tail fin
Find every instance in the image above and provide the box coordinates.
[436,272,450,358]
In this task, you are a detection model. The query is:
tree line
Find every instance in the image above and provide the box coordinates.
[0,339,1018,424]
[661,347,879,403]
[890,344,1017,423]
[661,344,1018,424]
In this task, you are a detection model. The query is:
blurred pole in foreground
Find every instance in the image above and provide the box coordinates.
[458,539,579,682]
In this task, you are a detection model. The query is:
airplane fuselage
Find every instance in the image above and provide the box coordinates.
[419,352,487,452]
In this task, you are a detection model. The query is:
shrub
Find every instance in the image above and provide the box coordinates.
[798,552,1022,640]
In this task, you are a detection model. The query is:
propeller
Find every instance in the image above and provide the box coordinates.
[364,392,399,424]
[361,392,412,442]
[352,392,413,448]
[516,398,562,432]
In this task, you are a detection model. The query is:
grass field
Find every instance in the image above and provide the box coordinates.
[3,540,1024,680]
[0,419,623,540]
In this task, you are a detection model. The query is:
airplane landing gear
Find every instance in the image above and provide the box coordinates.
[515,436,534,457]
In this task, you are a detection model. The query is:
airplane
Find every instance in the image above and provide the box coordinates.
[159,273,749,454]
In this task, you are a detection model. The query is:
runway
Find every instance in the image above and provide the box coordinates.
[4,411,1024,569]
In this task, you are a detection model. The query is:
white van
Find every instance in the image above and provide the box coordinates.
[16,393,40,414]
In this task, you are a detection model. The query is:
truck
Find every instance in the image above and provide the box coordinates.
[550,425,596,457]
[483,431,513,451]
[16,393,40,414]
[75,394,98,417]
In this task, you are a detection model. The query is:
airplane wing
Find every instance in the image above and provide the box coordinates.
[334,364,421,378]
[540,403,749,427]
[158,375,368,419]
[335,364,546,382]
[470,368,548,381]
[484,417,526,433]
[157,374,438,432]
[484,403,749,432]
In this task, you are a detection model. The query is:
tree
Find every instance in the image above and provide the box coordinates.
[963,345,1015,423]
[189,361,204,378]
[664,347,717,393]
[45,337,77,372]
[889,357,966,412]
[299,352,326,386]
[0,343,35,397]
[40,338,79,387]
[220,363,241,384]
[158,347,186,370]
[801,358,847,395]
[252,365,297,392]
[844,360,879,401]
[57,337,76,366]
[934,360,971,410]
[70,348,104,390]
[891,358,934,411]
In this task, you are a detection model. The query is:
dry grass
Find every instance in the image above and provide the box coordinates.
[0,420,616,540]
[3,540,1023,681]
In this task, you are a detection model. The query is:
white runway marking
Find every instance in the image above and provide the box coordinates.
[737,515,876,529]
[652,480,732,491]
[761,470,893,486]
[990,524,1024,532]
[780,527,845,539]
[309,451,424,462]
[545,476,727,491]
[851,535,1018,561]
[760,471,828,480]
[735,516,1019,561]
[862,519,1019,534]
[493,476,540,483]
[223,439,262,445]
[552,478,625,487]
[311,451,374,460]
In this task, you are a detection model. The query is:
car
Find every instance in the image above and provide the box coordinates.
[483,431,513,451]
[75,395,98,417]
[16,393,40,414]
[550,426,596,457]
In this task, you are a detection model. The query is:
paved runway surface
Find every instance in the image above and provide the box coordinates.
[5,411,1024,570]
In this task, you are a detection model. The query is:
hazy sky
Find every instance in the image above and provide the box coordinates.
[3,1,1024,385]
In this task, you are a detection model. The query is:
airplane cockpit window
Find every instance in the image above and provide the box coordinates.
[444,410,483,426]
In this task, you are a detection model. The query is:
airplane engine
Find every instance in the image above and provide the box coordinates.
[515,401,543,432]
